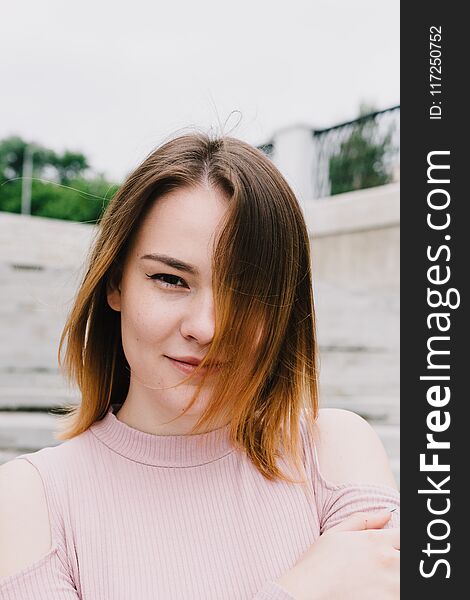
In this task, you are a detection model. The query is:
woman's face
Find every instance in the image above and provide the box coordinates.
[107,184,229,432]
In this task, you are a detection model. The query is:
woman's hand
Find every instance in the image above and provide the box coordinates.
[276,510,400,600]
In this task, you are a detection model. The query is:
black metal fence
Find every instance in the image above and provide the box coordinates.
[312,105,400,198]
[259,105,400,199]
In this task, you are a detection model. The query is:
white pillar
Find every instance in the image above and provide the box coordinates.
[21,145,33,215]
[271,125,316,212]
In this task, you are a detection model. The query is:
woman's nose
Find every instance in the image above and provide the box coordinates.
[179,291,215,346]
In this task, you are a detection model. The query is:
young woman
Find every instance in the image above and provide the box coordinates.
[0,134,399,599]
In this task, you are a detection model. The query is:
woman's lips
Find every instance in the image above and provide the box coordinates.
[166,356,220,376]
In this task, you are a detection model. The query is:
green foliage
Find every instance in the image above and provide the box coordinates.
[52,151,90,184]
[328,105,394,196]
[0,136,28,180]
[0,136,118,223]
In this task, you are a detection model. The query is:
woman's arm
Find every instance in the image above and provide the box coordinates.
[0,459,52,578]
[268,408,400,600]
[275,509,399,600]
[312,407,398,489]
[0,459,80,598]
[310,408,399,532]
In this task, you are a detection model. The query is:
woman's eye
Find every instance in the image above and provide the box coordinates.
[145,273,188,289]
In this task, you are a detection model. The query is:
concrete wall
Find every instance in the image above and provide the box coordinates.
[0,184,399,481]
[305,184,399,434]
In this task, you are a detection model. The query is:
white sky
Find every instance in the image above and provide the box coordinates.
[1,0,399,182]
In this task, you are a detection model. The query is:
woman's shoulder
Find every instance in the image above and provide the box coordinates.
[0,428,96,576]
[0,458,51,578]
[303,407,397,489]
[300,409,400,533]
[14,424,95,474]
[0,424,105,588]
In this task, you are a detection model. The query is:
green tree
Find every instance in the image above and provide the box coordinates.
[0,135,118,223]
[0,136,58,181]
[328,105,394,195]
[51,151,89,184]
[0,176,118,223]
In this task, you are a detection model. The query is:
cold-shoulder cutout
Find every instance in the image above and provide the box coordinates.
[311,408,398,489]
[0,458,52,579]
[299,408,400,534]
[0,456,80,597]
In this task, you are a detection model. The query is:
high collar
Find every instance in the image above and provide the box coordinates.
[89,405,235,468]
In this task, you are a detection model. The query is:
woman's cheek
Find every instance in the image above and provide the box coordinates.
[134,302,174,343]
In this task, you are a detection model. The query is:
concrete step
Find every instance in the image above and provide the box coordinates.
[0,412,61,452]
[390,457,400,489]
[320,397,399,425]
[318,350,399,395]
[0,448,22,465]
[0,387,79,410]
[0,392,399,425]
[372,423,399,460]
[0,212,94,269]
[0,372,399,423]
[0,369,70,387]
[314,280,399,350]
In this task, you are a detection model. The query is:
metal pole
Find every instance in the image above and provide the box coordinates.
[21,145,33,215]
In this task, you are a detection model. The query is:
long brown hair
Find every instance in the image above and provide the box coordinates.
[56,132,319,483]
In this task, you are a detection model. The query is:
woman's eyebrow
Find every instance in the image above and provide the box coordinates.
[140,253,199,276]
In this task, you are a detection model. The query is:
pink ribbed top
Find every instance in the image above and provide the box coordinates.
[0,405,400,599]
